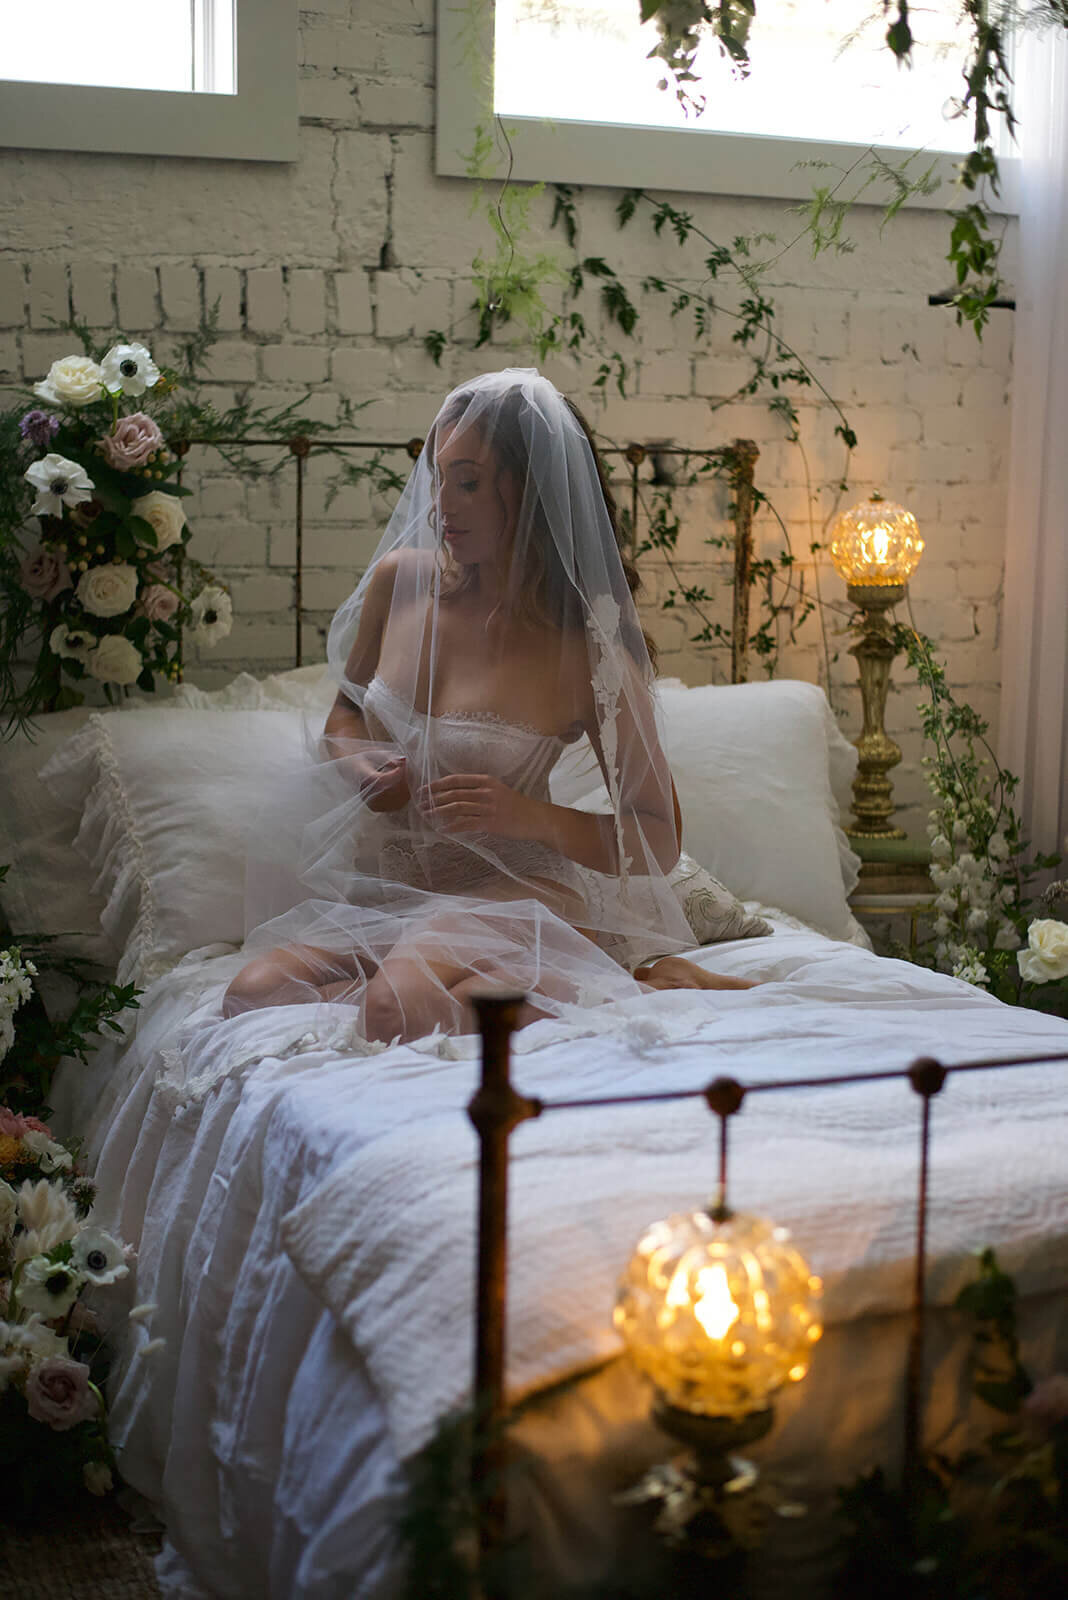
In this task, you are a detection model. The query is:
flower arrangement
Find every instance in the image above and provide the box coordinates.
[898,628,1067,1014]
[836,1249,1068,1597]
[0,1110,148,1521]
[1,334,231,730]
[0,870,139,1120]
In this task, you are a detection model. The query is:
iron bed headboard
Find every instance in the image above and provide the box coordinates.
[174,432,761,685]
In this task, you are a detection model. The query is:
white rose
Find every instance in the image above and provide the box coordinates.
[86,634,143,686]
[34,354,105,408]
[76,562,139,618]
[1017,918,1068,985]
[130,490,187,552]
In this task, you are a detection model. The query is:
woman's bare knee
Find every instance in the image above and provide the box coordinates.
[222,945,328,1018]
[362,973,407,1044]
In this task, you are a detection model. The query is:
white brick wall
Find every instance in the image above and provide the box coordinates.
[0,0,1015,836]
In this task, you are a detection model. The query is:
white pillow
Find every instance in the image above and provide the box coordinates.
[40,709,314,986]
[551,679,860,940]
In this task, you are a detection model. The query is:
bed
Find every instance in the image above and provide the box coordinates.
[2,665,1067,1599]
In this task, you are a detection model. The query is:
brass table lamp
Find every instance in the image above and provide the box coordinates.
[830,493,925,839]
[614,1206,822,1555]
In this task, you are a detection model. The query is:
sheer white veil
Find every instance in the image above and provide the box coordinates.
[238,368,693,1036]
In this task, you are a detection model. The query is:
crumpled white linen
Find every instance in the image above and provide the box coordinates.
[278,934,1068,1463]
[47,922,1068,1598]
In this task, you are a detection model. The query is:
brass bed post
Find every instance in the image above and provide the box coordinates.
[468,994,542,1585]
[729,438,760,685]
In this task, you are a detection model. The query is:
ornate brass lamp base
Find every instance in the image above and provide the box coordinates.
[846,582,907,840]
[617,1400,779,1558]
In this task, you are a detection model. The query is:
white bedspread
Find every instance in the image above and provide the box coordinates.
[51,923,1068,1600]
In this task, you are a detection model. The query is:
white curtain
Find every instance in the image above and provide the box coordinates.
[999,30,1068,859]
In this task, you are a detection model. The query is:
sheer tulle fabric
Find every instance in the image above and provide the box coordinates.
[235,369,692,1039]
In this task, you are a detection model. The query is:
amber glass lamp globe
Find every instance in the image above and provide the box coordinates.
[829,493,924,588]
[613,1209,823,1420]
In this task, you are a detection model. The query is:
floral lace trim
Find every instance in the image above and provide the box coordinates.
[370,675,581,743]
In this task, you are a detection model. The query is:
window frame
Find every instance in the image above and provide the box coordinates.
[0,0,297,163]
[435,0,1019,214]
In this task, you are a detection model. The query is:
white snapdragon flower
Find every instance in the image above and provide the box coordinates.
[934,891,957,914]
[966,907,989,934]
[24,453,95,517]
[994,921,1020,951]
[99,342,161,398]
[952,951,990,988]
[0,949,36,1007]
[988,831,1010,861]
[956,853,982,880]
[952,818,969,843]
[189,585,233,646]
[933,915,951,937]
[929,834,952,862]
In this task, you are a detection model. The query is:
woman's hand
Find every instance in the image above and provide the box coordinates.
[633,956,757,992]
[337,751,411,813]
[417,773,535,839]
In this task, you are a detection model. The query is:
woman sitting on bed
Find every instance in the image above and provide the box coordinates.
[224,369,751,1039]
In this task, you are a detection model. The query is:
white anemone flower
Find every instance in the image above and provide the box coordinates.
[99,341,161,397]
[24,454,95,517]
[71,1227,129,1287]
[189,585,233,647]
[20,1129,73,1174]
[15,1255,84,1319]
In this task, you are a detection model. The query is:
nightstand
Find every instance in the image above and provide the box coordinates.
[848,836,935,954]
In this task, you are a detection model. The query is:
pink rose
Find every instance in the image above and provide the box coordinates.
[139,583,180,622]
[97,412,163,471]
[19,546,71,601]
[0,1109,52,1138]
[25,1356,97,1431]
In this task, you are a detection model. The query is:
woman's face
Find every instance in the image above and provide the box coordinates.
[435,423,520,568]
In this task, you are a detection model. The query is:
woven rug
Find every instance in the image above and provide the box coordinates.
[0,1497,162,1599]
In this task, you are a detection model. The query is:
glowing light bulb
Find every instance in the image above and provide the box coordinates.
[693,1264,740,1341]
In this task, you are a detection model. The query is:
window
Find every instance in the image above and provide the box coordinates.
[437,0,1018,211]
[0,0,295,162]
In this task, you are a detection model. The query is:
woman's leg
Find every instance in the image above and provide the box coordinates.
[222,943,375,1018]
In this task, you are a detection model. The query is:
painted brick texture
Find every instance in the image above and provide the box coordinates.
[0,1,1014,837]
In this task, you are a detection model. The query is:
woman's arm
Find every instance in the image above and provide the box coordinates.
[320,557,410,811]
